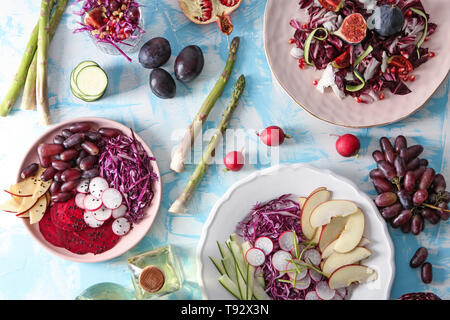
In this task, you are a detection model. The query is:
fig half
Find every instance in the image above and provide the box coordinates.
[333,13,367,44]
[178,0,241,35]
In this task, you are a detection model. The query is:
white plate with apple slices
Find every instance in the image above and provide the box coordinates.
[197,163,395,300]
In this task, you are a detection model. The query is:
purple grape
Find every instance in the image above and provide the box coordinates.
[418,168,435,190]
[20,163,39,179]
[372,150,386,162]
[377,160,396,181]
[411,214,424,235]
[394,156,406,178]
[421,262,432,284]
[413,165,427,180]
[401,221,411,233]
[422,208,440,225]
[404,171,416,194]
[372,177,395,192]
[410,247,428,268]
[432,174,446,193]
[406,157,420,171]
[400,145,424,162]
[392,209,412,227]
[370,169,385,179]
[419,159,428,167]
[380,137,395,164]
[436,202,449,221]
[394,135,407,153]
[413,189,428,206]
[380,203,402,219]
[398,190,413,209]
[375,192,398,207]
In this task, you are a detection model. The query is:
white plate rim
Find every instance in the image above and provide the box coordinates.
[196,163,395,300]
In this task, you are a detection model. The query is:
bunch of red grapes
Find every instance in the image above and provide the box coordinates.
[370,135,449,235]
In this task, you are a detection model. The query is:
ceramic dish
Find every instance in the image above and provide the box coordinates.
[197,164,395,300]
[17,117,162,263]
[263,0,450,128]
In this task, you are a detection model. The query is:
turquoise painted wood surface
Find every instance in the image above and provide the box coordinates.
[0,0,448,299]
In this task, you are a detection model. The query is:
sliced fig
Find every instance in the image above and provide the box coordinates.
[318,0,343,12]
[84,7,106,30]
[334,13,367,44]
[331,47,351,69]
[178,0,241,35]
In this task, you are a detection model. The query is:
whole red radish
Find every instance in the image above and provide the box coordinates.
[335,134,360,157]
[224,151,245,172]
[258,126,291,146]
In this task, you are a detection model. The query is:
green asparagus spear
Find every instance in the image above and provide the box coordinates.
[169,75,246,214]
[22,0,68,111]
[170,37,240,173]
[36,0,51,125]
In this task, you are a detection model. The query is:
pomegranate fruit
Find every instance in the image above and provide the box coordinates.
[318,0,343,12]
[334,13,367,44]
[178,0,241,35]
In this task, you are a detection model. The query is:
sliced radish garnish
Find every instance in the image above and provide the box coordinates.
[278,231,296,251]
[271,250,292,271]
[286,261,307,281]
[255,236,274,255]
[102,188,123,209]
[245,247,266,267]
[294,274,311,290]
[336,287,347,298]
[305,291,320,300]
[112,217,131,236]
[303,248,321,266]
[315,280,336,300]
[84,210,104,228]
[75,193,86,209]
[290,244,305,258]
[89,177,109,199]
[76,179,90,194]
[83,194,103,211]
[91,205,112,221]
[112,204,127,219]
[309,268,323,282]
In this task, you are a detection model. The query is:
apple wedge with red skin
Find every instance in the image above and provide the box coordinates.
[322,236,370,260]
[318,215,348,252]
[333,208,365,253]
[322,246,372,277]
[300,187,331,240]
[310,199,359,228]
[328,264,378,290]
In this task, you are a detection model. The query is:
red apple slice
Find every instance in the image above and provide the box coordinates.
[6,166,47,197]
[318,215,348,252]
[301,188,332,240]
[328,264,378,290]
[321,236,370,260]
[333,209,365,253]
[298,197,307,210]
[28,194,48,224]
[322,247,372,277]
[310,200,358,228]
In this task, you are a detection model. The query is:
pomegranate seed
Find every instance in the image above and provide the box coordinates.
[409,75,416,81]
[289,38,295,44]
[356,97,362,103]
[390,67,397,74]
[400,51,409,59]
[378,70,383,76]
[424,36,430,42]
[299,58,305,64]
[398,67,405,73]
[429,52,435,58]
[303,23,308,29]
[312,80,318,86]
[406,10,412,17]
[379,92,385,100]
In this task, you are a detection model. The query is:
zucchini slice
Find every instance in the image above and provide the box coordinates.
[75,65,108,97]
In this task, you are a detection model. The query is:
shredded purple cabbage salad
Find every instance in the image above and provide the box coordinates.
[237,194,323,300]
[98,129,158,223]
[290,0,437,103]
[73,0,144,60]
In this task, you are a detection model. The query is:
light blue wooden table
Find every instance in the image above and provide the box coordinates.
[0,0,448,300]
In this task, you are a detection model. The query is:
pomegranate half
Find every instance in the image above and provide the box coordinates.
[178,0,242,35]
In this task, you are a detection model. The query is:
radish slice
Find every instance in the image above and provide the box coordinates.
[102,188,123,209]
[336,287,347,298]
[91,205,112,221]
[112,217,131,236]
[245,247,266,267]
[83,194,103,211]
[75,193,86,209]
[76,179,90,194]
[315,280,336,300]
[291,244,305,258]
[255,236,274,255]
[294,274,311,290]
[278,231,296,251]
[331,294,343,300]
[89,177,109,199]
[309,268,323,282]
[286,261,307,281]
[112,204,127,219]
[303,248,321,266]
[305,291,320,300]
[272,250,292,271]
[84,210,104,228]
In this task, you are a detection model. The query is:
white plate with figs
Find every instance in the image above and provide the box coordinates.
[197,164,395,300]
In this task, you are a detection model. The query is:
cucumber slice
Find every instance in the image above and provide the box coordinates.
[246,263,255,300]
[75,65,108,97]
[217,241,237,282]
[70,61,105,101]
[209,256,226,276]
[252,282,271,300]
[236,263,246,300]
[227,238,247,279]
[218,275,241,300]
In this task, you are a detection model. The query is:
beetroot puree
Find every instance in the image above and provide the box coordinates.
[39,199,119,255]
